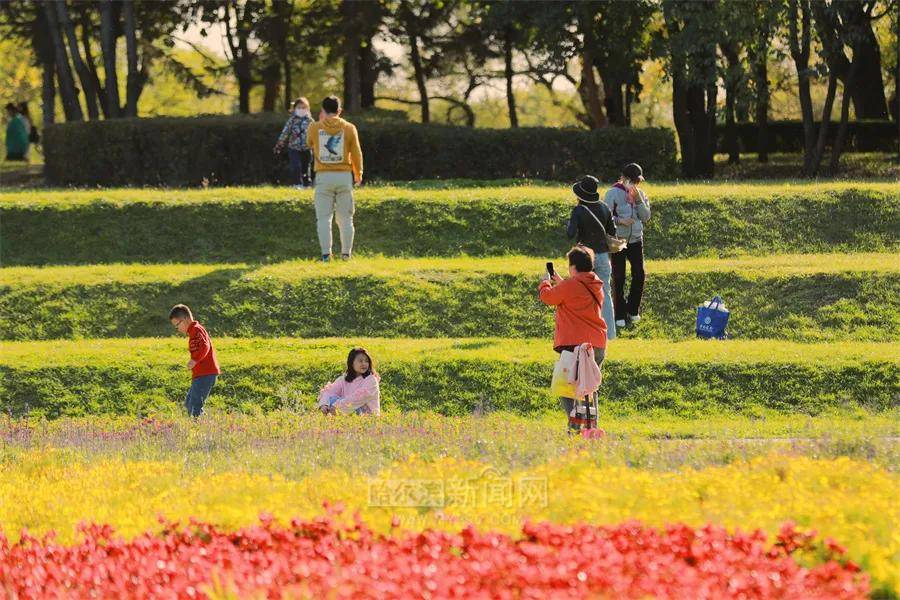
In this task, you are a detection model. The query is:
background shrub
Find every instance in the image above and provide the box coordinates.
[43,115,678,186]
[715,120,898,153]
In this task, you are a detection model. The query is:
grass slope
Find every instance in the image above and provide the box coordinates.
[2,254,897,342]
[2,184,897,264]
[2,338,896,418]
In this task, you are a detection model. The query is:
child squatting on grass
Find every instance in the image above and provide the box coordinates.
[318,348,381,416]
[170,304,221,417]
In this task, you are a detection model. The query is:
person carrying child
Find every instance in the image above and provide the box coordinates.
[169,304,221,417]
[317,347,381,415]
[273,97,314,189]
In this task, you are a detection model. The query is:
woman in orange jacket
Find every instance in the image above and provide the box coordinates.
[538,245,608,420]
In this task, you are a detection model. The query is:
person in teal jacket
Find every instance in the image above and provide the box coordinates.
[5,103,29,161]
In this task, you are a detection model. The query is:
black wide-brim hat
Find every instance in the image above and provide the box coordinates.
[572,175,600,202]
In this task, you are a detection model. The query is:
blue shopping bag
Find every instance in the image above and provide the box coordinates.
[696,296,730,339]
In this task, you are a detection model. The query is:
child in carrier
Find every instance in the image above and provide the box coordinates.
[318,347,381,415]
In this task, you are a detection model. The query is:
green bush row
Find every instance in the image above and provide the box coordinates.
[3,187,897,265]
[715,120,899,153]
[3,357,895,419]
[43,115,677,186]
[3,268,897,342]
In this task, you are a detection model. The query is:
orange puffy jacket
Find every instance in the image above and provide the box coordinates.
[538,271,608,352]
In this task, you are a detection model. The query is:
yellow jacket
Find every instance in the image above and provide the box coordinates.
[307,116,363,181]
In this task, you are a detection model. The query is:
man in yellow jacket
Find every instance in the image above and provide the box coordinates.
[307,95,364,261]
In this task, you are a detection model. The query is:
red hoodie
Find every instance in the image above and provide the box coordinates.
[538,271,607,352]
[187,321,221,379]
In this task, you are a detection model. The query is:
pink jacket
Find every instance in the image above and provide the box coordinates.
[317,374,381,415]
[573,343,602,400]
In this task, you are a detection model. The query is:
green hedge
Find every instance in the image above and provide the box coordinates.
[43,115,677,186]
[2,266,897,342]
[716,120,899,153]
[3,186,897,265]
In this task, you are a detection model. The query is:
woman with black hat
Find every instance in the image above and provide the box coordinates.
[566,175,618,340]
[604,163,651,328]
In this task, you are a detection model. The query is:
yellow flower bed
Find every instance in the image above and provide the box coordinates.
[2,451,897,594]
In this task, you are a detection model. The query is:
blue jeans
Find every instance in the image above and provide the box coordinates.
[593,252,617,340]
[185,374,217,417]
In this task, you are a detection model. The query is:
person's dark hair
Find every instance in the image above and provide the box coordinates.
[622,162,644,184]
[567,245,595,273]
[322,95,341,115]
[17,102,29,118]
[5,103,17,114]
[345,347,375,382]
[169,304,193,321]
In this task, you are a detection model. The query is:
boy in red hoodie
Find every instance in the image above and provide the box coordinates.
[169,304,221,417]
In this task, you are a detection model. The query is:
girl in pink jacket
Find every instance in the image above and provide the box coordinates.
[318,348,381,415]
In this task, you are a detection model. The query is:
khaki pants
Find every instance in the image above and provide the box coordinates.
[313,171,355,256]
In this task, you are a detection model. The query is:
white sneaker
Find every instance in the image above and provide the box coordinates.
[293,184,305,190]
[629,314,641,323]
[615,319,627,328]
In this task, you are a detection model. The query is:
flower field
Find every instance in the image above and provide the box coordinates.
[1,414,898,597]
[0,519,870,599]
[2,182,898,598]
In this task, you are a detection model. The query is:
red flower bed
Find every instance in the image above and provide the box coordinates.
[0,517,867,599]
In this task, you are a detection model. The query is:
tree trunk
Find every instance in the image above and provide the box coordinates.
[703,83,717,176]
[809,72,838,176]
[625,84,633,126]
[789,0,815,173]
[798,66,815,172]
[100,0,121,118]
[123,0,141,117]
[225,0,254,114]
[41,60,56,129]
[838,2,888,119]
[236,71,252,114]
[830,60,860,173]
[43,1,83,122]
[602,74,625,126]
[262,64,281,112]
[408,32,429,124]
[342,50,361,114]
[724,83,738,164]
[847,37,887,118]
[56,0,99,120]
[891,56,899,122]
[341,0,362,113]
[80,14,109,118]
[671,73,695,178]
[676,80,716,179]
[577,6,607,129]
[360,42,377,109]
[282,51,292,111]
[273,0,292,111]
[32,8,57,129]
[752,45,769,162]
[503,29,518,128]
[722,43,740,164]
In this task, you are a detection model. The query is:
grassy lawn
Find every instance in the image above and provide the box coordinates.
[2,179,897,207]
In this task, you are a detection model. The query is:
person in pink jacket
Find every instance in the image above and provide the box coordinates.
[317,347,381,415]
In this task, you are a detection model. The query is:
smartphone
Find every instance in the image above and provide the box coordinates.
[546,262,555,278]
